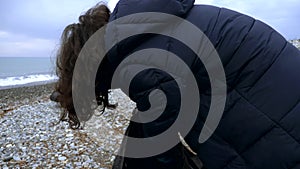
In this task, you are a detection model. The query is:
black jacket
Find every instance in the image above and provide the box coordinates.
[99,0,300,168]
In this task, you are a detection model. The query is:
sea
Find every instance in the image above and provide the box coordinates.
[0,57,58,90]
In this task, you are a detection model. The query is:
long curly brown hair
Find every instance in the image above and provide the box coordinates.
[55,3,110,129]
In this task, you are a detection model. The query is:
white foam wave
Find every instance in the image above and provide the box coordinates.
[0,74,58,87]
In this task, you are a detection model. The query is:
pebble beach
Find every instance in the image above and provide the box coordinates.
[0,83,135,169]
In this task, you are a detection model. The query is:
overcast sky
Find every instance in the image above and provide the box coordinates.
[0,0,299,57]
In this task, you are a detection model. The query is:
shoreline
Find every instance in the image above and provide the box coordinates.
[0,80,57,91]
[0,83,55,118]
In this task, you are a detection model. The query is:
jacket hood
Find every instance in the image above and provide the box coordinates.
[110,0,195,20]
[100,0,195,91]
[104,0,195,65]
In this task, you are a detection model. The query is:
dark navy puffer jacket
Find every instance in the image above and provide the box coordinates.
[98,0,300,168]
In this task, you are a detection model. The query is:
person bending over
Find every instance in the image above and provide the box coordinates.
[55,1,300,169]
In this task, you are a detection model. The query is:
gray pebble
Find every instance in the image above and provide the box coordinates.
[13,155,21,161]
[5,144,13,148]
[3,156,13,162]
[58,156,66,161]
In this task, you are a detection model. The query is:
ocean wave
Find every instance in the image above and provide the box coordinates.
[0,74,58,87]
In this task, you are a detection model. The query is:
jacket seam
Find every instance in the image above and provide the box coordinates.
[210,8,222,36]
[222,125,274,168]
[235,88,300,145]
[247,41,288,93]
[278,99,300,130]
[223,87,299,168]
[225,17,256,69]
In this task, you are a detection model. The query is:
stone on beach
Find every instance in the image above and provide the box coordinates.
[0,85,134,168]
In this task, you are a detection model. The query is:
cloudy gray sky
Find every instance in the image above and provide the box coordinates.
[0,0,299,57]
